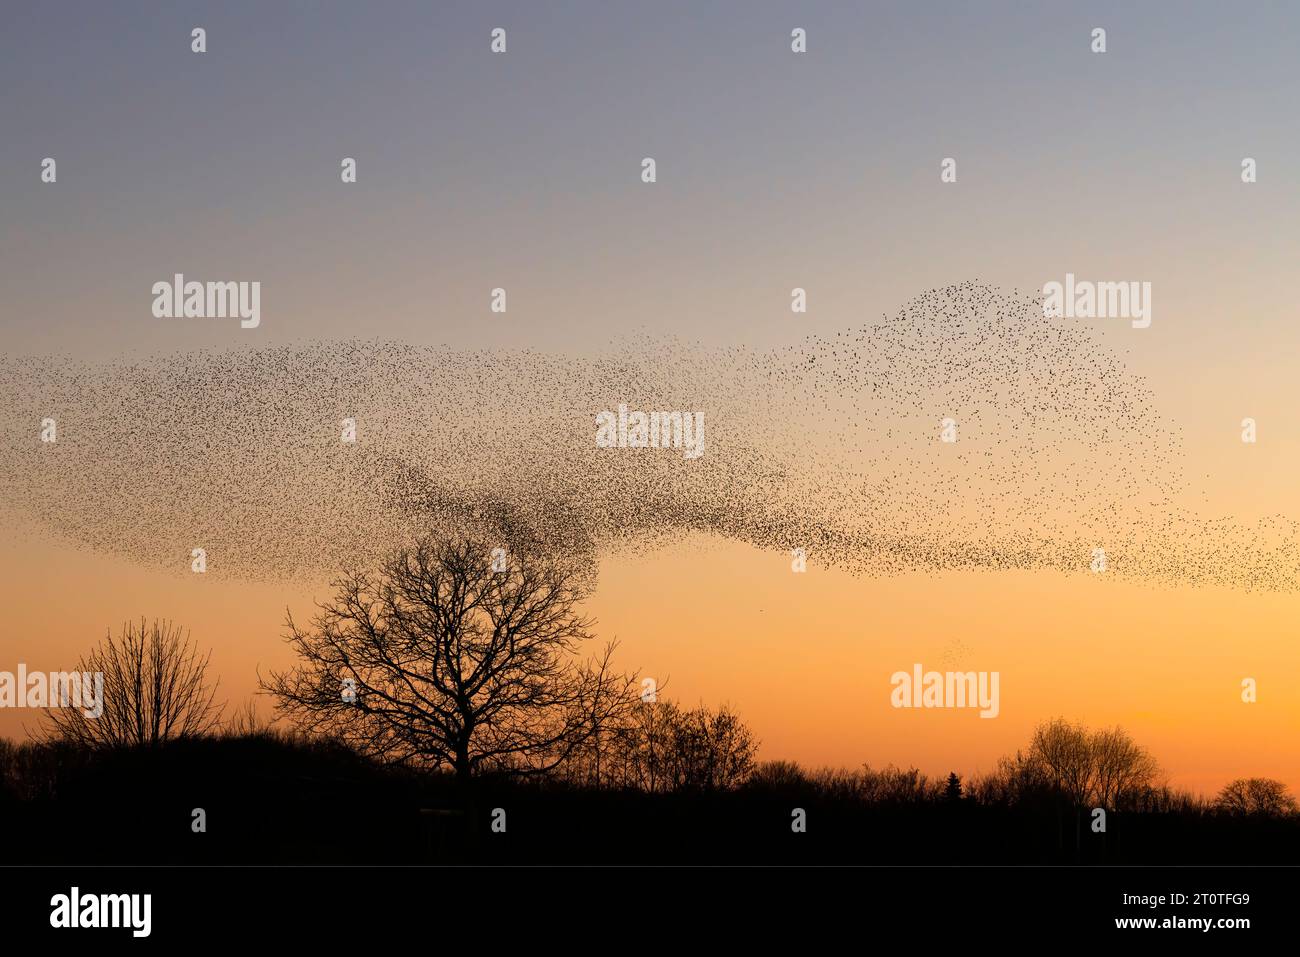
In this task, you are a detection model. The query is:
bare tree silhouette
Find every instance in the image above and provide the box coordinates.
[264,533,638,782]
[41,618,223,749]
[1025,719,1159,807]
[1030,718,1096,808]
[1215,778,1299,817]
[1015,718,1162,851]
[1091,726,1159,808]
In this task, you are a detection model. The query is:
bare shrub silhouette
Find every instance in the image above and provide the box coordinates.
[661,702,758,792]
[264,533,638,782]
[0,739,76,802]
[40,618,223,749]
[857,764,937,803]
[749,760,811,794]
[967,749,1054,806]
[224,699,273,738]
[745,762,942,804]
[561,698,759,792]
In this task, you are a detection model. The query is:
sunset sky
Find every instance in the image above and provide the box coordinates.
[3,2,1299,796]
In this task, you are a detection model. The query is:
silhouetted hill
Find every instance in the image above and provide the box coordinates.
[3,734,1297,865]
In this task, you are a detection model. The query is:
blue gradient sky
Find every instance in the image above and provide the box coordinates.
[4,1,1298,362]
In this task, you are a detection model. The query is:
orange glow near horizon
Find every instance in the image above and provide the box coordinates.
[3,532,1295,798]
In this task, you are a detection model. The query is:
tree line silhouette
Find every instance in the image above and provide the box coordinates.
[1,532,1295,864]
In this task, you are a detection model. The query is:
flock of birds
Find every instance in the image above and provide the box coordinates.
[3,281,1298,591]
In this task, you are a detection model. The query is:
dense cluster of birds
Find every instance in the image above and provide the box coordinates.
[3,282,1297,590]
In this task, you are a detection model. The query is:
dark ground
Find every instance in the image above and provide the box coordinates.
[3,735,1296,865]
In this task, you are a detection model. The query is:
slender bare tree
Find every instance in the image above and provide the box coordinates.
[264,533,638,782]
[41,618,223,748]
